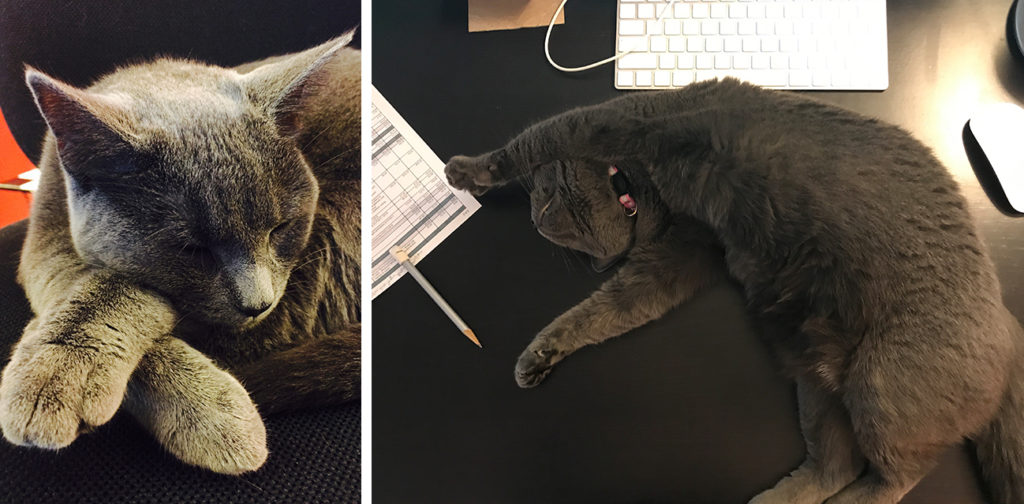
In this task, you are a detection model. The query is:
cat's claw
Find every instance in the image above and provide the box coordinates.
[444,154,502,195]
[0,325,136,449]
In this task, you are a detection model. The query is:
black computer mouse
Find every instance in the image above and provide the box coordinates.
[1010,0,1024,62]
[965,103,1024,215]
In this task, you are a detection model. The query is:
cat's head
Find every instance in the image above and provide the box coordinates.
[26,33,355,329]
[527,160,666,271]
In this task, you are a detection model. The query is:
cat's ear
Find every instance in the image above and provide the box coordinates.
[241,31,356,137]
[25,68,135,173]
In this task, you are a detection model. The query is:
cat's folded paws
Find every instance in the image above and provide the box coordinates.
[151,372,268,475]
[514,339,565,388]
[444,153,505,195]
[0,324,138,449]
[128,338,267,475]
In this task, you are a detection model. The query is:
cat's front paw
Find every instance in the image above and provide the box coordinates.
[129,340,268,475]
[0,324,138,449]
[160,376,268,475]
[514,340,564,388]
[444,153,504,195]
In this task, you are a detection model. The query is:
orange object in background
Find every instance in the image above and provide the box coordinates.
[0,107,34,227]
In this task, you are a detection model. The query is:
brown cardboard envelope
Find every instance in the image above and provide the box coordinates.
[468,0,565,32]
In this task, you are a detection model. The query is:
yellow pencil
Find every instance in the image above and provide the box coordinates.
[389,246,481,348]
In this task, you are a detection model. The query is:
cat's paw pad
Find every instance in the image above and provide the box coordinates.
[444,154,502,195]
[0,338,132,449]
[514,346,561,388]
[151,370,268,475]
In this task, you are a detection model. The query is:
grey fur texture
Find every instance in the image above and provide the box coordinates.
[445,79,1024,504]
[0,34,360,474]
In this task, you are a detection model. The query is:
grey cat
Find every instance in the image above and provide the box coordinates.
[445,78,1024,504]
[0,34,360,474]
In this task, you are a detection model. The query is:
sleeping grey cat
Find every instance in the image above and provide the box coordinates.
[445,78,1024,504]
[0,34,360,475]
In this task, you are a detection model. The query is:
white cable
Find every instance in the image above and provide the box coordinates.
[545,0,680,73]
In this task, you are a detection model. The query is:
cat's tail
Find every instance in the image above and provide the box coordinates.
[232,326,360,415]
[975,319,1024,504]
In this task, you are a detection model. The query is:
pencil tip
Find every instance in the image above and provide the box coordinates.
[463,329,482,348]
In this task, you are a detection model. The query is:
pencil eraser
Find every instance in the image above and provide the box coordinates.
[390,246,409,262]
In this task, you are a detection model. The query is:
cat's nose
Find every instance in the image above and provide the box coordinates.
[238,301,273,318]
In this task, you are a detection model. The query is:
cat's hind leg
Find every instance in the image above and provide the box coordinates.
[124,336,267,475]
[749,376,864,504]
[821,324,1008,504]
[232,326,360,415]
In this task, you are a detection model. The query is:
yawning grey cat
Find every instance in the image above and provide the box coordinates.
[0,33,360,474]
[445,79,1024,504]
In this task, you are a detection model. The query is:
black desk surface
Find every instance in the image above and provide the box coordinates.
[372,1,1024,503]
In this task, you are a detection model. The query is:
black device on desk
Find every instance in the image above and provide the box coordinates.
[1011,0,1024,61]
[374,2,1023,503]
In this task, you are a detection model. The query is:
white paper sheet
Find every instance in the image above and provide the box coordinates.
[371,88,481,298]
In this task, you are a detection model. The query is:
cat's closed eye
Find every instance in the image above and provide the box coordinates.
[270,219,296,240]
[180,244,217,269]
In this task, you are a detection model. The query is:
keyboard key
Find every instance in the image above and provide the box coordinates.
[678,54,695,68]
[770,54,787,68]
[654,71,672,86]
[790,70,812,86]
[742,37,759,52]
[669,37,687,52]
[692,4,709,18]
[729,4,746,18]
[761,37,779,52]
[752,54,770,69]
[674,3,691,18]
[720,20,738,35]
[647,20,664,35]
[695,54,714,69]
[619,53,658,69]
[710,4,728,18]
[683,20,700,35]
[748,4,765,18]
[753,71,787,86]
[779,37,798,53]
[757,21,774,35]
[619,36,647,51]
[701,20,719,35]
[733,54,751,69]
[673,70,695,86]
[619,20,645,35]
[765,4,783,19]
[620,4,636,19]
[637,4,655,19]
[659,53,675,68]
[715,54,731,69]
[738,20,756,35]
[651,36,669,52]
[812,71,830,87]
[705,37,724,52]
[617,70,634,87]
[635,71,653,87]
[724,37,741,52]
[789,54,808,69]
[688,37,705,51]
[665,20,682,35]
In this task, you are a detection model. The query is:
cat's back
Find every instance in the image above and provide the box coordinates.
[669,80,1004,334]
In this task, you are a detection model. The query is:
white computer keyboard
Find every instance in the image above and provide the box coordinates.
[615,0,888,90]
